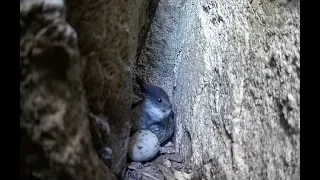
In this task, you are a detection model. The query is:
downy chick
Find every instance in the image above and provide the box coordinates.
[131,77,174,145]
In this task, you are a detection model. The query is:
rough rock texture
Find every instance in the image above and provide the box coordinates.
[66,0,154,176]
[134,0,181,99]
[20,0,116,179]
[20,0,300,179]
[137,0,300,179]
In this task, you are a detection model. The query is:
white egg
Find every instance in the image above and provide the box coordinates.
[128,130,160,162]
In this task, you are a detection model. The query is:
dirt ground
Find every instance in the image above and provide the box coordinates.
[124,142,194,180]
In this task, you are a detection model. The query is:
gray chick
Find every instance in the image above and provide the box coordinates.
[131,77,175,145]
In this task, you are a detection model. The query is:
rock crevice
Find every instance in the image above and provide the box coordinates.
[20,0,300,179]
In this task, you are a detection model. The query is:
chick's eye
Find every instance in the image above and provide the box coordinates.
[158,99,162,103]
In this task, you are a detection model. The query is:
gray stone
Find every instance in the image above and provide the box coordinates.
[137,0,300,179]
[20,0,116,179]
[20,0,300,179]
[67,0,152,175]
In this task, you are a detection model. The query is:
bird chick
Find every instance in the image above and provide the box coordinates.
[131,77,174,145]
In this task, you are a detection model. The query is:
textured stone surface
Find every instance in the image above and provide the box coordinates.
[66,0,152,176]
[20,0,300,178]
[134,0,182,98]
[137,0,300,179]
[20,0,116,179]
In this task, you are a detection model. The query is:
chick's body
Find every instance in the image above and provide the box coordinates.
[131,84,174,145]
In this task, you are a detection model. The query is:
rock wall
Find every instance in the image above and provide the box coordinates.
[20,0,116,179]
[134,0,181,97]
[20,0,300,179]
[66,0,156,176]
[138,0,300,179]
[173,0,300,179]
[20,0,162,178]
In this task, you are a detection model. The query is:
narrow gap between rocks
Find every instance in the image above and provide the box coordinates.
[125,1,191,180]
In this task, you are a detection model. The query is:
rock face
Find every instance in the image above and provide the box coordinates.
[138,0,300,179]
[20,0,300,179]
[66,0,153,176]
[20,0,116,179]
[20,0,160,178]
